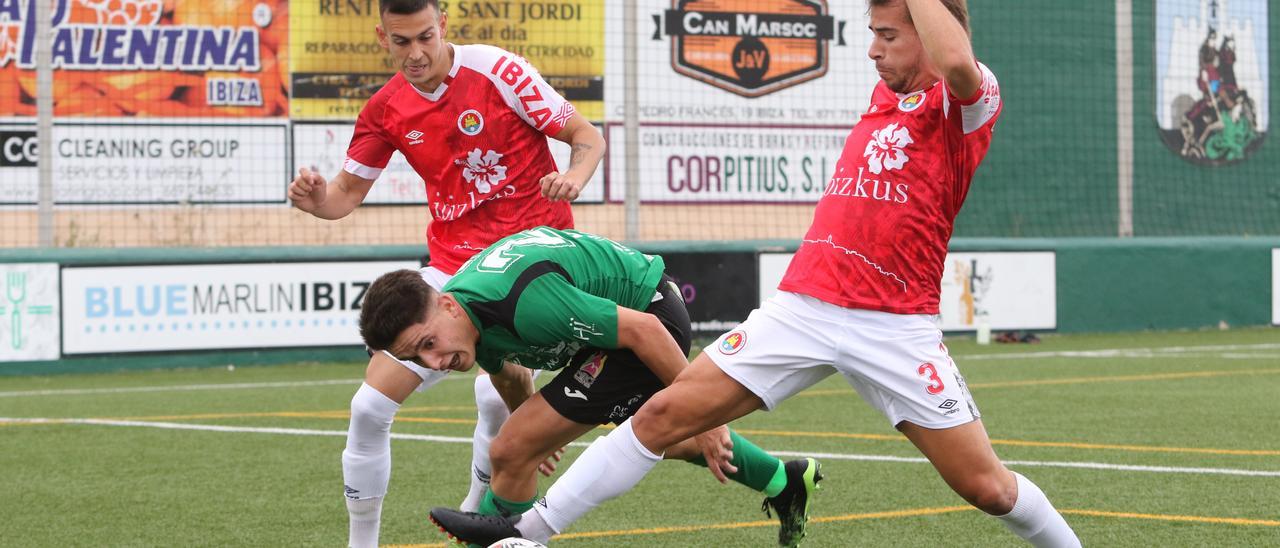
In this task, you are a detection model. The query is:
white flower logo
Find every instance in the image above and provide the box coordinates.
[863,122,914,174]
[458,148,507,193]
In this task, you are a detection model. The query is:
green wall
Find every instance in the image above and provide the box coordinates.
[959,0,1119,237]
[951,237,1278,331]
[956,1,1278,237]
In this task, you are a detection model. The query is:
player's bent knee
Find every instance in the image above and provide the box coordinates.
[630,396,692,447]
[487,434,538,475]
[954,474,1017,515]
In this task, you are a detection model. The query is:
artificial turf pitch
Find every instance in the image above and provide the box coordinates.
[2,327,1277,546]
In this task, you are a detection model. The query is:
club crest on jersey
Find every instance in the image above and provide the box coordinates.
[574,352,607,388]
[898,91,925,112]
[719,330,747,355]
[457,109,484,136]
[863,122,913,174]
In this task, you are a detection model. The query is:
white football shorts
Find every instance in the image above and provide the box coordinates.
[706,291,980,429]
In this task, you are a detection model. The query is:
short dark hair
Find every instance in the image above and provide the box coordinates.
[379,0,440,16]
[359,269,436,351]
[869,0,970,36]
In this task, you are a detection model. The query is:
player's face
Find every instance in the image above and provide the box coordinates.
[377,5,450,90]
[387,294,478,373]
[867,1,935,93]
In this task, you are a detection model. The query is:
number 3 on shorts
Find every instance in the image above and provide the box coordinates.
[916,362,945,395]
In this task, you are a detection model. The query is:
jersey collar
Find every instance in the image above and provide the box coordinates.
[410,43,463,102]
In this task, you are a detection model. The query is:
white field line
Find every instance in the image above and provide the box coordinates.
[5,417,1280,479]
[961,343,1280,361]
[2,342,1276,399]
[0,378,365,398]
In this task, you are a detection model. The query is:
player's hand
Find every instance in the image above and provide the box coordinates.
[694,425,737,484]
[538,447,566,476]
[539,171,584,202]
[288,167,328,212]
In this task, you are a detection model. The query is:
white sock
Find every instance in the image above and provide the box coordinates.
[514,507,557,544]
[341,383,400,548]
[533,418,662,533]
[996,472,1081,548]
[346,497,383,548]
[460,375,511,512]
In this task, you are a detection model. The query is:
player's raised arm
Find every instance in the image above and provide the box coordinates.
[904,0,981,99]
[288,168,375,220]
[541,112,605,202]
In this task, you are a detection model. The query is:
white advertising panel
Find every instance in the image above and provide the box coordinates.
[292,123,604,204]
[48,122,290,204]
[0,125,38,204]
[605,124,848,203]
[602,1,869,203]
[758,252,793,304]
[758,251,1057,331]
[1272,249,1279,325]
[0,263,60,362]
[605,1,873,125]
[61,261,417,354]
[938,252,1056,331]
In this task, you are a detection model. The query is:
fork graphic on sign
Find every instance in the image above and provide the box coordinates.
[7,271,26,350]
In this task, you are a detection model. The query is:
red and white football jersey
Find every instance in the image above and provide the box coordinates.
[779,62,1002,314]
[345,44,577,273]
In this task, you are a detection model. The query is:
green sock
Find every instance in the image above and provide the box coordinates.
[477,489,536,517]
[689,429,787,497]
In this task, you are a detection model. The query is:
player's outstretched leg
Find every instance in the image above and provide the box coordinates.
[761,458,824,547]
[901,420,1080,547]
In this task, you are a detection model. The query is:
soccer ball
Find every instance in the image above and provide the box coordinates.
[487,538,547,548]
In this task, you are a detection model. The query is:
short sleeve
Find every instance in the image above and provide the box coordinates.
[471,46,577,137]
[954,62,1001,135]
[512,273,619,349]
[344,96,398,179]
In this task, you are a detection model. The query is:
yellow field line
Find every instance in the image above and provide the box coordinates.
[385,505,1277,546]
[799,367,1280,396]
[970,368,1280,389]
[97,412,481,426]
[732,428,1280,457]
[1061,509,1280,527]
[557,505,976,540]
[385,506,973,547]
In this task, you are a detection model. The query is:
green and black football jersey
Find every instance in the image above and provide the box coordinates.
[443,227,666,374]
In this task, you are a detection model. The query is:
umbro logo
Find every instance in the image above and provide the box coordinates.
[938,399,958,410]
[405,130,424,145]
